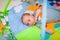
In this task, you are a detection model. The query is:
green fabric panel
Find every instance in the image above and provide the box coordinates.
[15,26,41,40]
[48,27,60,40]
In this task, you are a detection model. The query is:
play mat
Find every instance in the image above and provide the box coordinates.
[0,0,60,40]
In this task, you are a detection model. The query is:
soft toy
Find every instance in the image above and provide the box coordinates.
[48,0,60,11]
[53,1,60,11]
[27,2,42,19]
[0,22,6,33]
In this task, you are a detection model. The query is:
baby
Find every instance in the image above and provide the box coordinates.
[22,9,54,34]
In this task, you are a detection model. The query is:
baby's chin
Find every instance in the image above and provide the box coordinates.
[31,22,36,26]
[30,23,34,26]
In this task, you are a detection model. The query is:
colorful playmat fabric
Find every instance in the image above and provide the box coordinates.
[0,0,16,40]
[8,2,60,40]
[0,0,60,40]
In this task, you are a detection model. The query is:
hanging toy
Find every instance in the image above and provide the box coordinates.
[48,0,56,6]
[1,16,8,25]
[0,22,6,33]
[55,2,60,11]
[49,0,60,11]
[53,1,60,11]
[35,1,39,6]
[49,1,55,6]
[48,0,60,6]
[3,33,9,38]
[35,1,43,7]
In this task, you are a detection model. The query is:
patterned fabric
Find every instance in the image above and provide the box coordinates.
[8,2,29,34]
[0,11,15,40]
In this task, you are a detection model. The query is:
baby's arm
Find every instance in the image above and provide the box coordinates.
[35,9,41,18]
[35,9,54,34]
[40,26,54,34]
[35,9,41,23]
[45,28,54,34]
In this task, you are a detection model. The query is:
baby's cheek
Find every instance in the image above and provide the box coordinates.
[31,19,34,23]
[30,21,34,25]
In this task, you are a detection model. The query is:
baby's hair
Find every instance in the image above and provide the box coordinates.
[21,13,30,25]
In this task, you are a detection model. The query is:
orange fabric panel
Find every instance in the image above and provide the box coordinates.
[27,5,39,11]
[46,21,60,31]
[46,22,55,31]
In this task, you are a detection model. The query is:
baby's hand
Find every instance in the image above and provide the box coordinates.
[36,9,41,14]
[48,30,54,34]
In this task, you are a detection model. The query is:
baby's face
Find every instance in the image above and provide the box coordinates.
[22,15,35,26]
